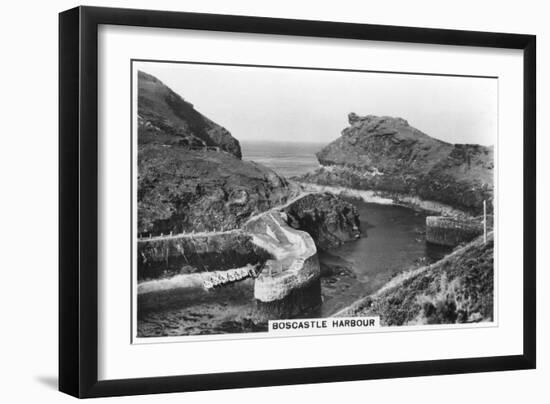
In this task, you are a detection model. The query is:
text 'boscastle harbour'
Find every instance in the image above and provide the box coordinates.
[269,317,380,334]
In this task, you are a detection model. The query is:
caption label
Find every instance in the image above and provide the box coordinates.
[269,317,380,334]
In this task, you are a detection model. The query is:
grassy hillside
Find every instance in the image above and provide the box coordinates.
[337,233,494,325]
[138,70,241,158]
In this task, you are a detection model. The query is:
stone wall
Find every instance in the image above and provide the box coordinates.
[137,231,270,280]
[426,216,483,247]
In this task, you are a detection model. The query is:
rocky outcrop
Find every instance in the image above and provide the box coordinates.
[300,113,494,214]
[336,233,494,325]
[138,71,241,158]
[283,192,360,250]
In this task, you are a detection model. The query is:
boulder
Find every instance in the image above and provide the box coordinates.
[283,193,361,250]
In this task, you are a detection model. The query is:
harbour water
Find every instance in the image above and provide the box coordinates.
[315,200,450,316]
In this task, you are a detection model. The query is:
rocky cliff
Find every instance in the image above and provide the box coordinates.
[138,71,241,158]
[137,72,298,235]
[138,145,296,235]
[300,113,494,214]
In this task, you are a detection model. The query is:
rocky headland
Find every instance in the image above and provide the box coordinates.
[299,113,494,215]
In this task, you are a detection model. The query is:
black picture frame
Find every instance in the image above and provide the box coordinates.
[59,5,536,398]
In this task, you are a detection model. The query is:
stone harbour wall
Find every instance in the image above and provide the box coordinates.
[137,230,270,280]
[426,216,483,247]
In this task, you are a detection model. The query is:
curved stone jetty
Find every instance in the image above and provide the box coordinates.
[136,205,323,320]
[244,211,321,319]
[245,212,319,300]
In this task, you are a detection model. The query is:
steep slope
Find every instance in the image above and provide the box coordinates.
[138,146,294,235]
[300,113,494,214]
[138,70,241,158]
[337,233,494,325]
[137,71,296,235]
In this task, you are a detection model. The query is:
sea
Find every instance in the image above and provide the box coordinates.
[240,140,324,178]
[138,141,451,337]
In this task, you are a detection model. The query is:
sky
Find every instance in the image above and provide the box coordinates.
[136,61,497,146]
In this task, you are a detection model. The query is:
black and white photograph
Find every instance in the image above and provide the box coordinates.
[134,61,496,339]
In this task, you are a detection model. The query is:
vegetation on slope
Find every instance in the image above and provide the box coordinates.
[138,70,241,157]
[338,233,494,325]
[138,146,294,235]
